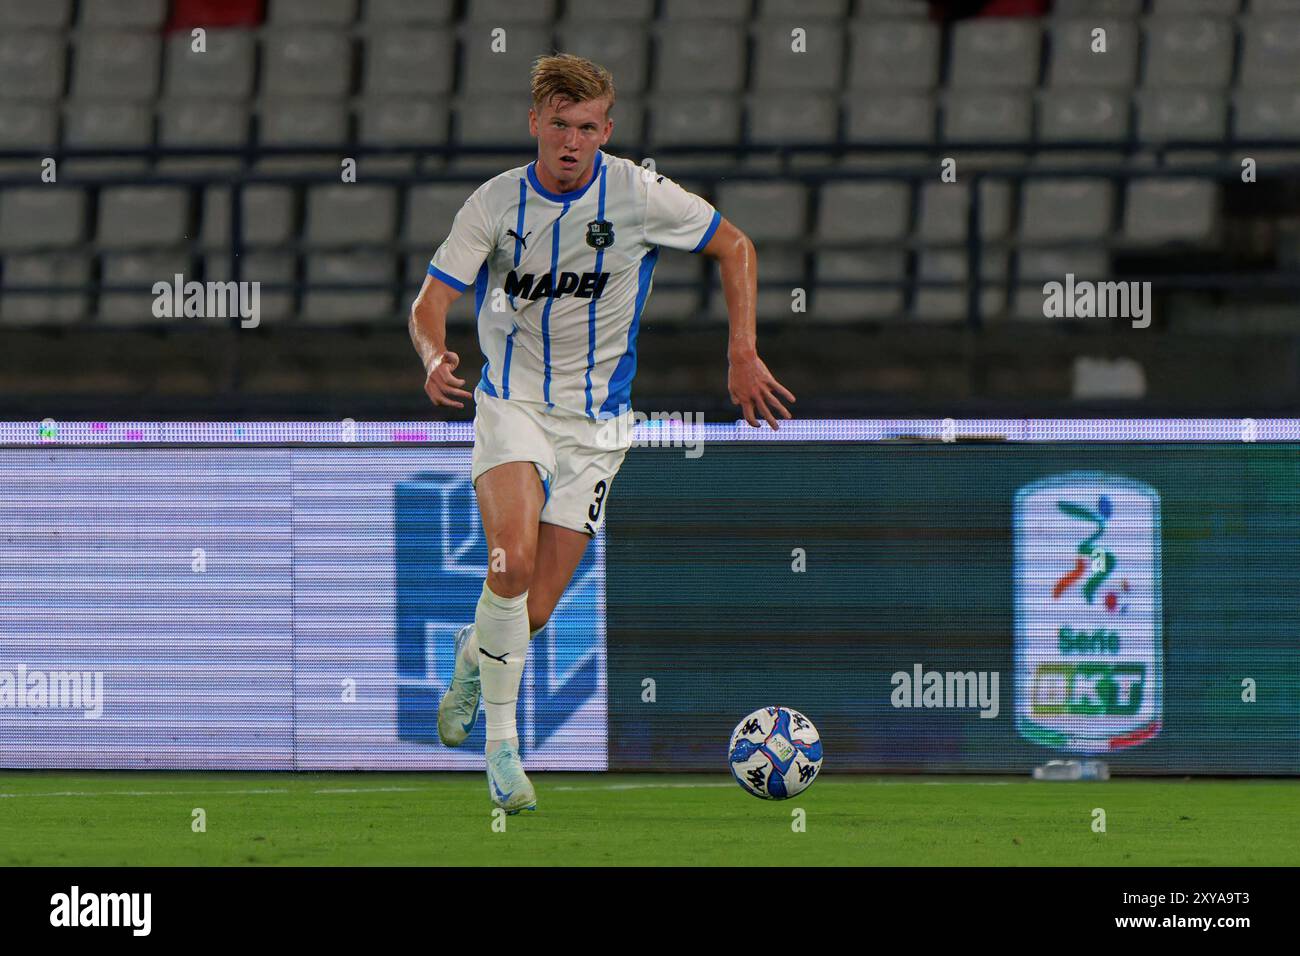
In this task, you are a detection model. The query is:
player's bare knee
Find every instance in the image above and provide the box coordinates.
[487,547,534,597]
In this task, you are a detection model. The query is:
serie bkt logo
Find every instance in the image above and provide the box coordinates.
[1014,473,1164,753]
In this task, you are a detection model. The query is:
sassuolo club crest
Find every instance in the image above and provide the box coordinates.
[586,219,614,249]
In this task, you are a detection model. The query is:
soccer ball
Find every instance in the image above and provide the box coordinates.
[727,706,824,799]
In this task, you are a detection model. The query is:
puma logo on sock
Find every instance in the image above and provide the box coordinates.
[479,648,508,664]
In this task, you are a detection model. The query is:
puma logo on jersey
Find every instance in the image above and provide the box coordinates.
[506,228,532,248]
[504,270,610,301]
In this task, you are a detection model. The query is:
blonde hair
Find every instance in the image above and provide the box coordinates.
[530,53,616,118]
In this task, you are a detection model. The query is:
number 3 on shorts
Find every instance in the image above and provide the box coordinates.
[588,480,608,523]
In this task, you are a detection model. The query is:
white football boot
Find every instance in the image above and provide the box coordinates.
[485,742,537,814]
[436,624,481,747]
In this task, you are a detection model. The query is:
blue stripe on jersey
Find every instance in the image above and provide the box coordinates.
[584,165,609,418]
[541,202,571,409]
[691,209,722,253]
[502,324,516,399]
[427,262,470,292]
[600,246,659,417]
[472,263,497,397]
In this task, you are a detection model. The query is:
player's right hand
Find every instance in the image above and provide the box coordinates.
[423,350,474,409]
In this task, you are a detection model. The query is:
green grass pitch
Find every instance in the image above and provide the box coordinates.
[1,772,1297,866]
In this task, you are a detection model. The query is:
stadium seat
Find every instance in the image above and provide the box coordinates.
[605,97,645,147]
[1233,88,1300,137]
[1240,17,1300,86]
[949,19,1042,89]
[303,251,396,323]
[0,0,71,28]
[201,185,297,249]
[78,0,167,27]
[844,93,936,143]
[71,31,161,100]
[63,101,153,150]
[750,20,845,91]
[98,251,192,323]
[159,99,250,148]
[565,0,655,20]
[460,25,553,95]
[649,96,742,147]
[0,189,86,251]
[356,99,449,147]
[259,98,349,146]
[917,181,1013,243]
[206,251,295,321]
[814,250,908,320]
[848,21,940,91]
[1020,179,1114,241]
[454,95,540,147]
[1013,246,1112,320]
[942,91,1034,143]
[854,0,929,13]
[1047,19,1140,89]
[464,0,555,22]
[747,93,839,146]
[557,23,649,94]
[262,29,352,97]
[1123,179,1219,243]
[662,0,750,18]
[267,0,357,24]
[1037,89,1130,142]
[0,252,89,324]
[713,183,808,243]
[759,0,849,15]
[363,30,454,96]
[912,249,1007,322]
[403,184,478,250]
[363,0,454,22]
[1143,17,1236,88]
[0,103,58,150]
[164,29,256,99]
[1051,0,1142,15]
[1150,0,1240,13]
[654,22,746,93]
[0,31,66,100]
[97,187,190,250]
[816,182,911,243]
[641,251,701,322]
[1136,89,1228,141]
[305,185,397,247]
[1016,245,1111,281]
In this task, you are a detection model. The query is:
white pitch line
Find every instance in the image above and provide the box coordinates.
[0,780,1024,799]
[0,786,437,799]
[551,782,736,792]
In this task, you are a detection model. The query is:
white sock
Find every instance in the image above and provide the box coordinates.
[459,623,546,674]
[475,582,530,748]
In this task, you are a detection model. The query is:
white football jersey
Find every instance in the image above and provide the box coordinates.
[427,149,720,419]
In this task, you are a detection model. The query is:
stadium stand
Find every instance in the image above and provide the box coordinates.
[1,0,1298,417]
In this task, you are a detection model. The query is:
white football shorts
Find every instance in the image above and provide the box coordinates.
[470,387,634,536]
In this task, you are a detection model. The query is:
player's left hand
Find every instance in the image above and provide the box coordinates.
[728,352,795,430]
